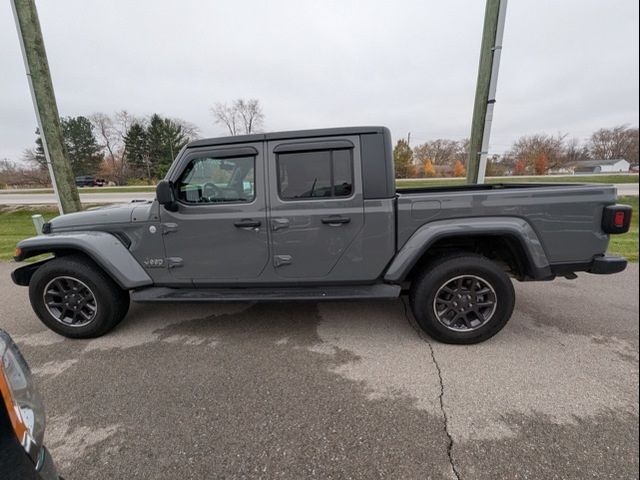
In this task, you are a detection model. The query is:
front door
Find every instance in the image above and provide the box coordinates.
[161,144,269,283]
[266,137,365,280]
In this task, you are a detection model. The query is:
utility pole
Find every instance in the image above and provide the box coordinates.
[11,0,81,213]
[466,0,508,184]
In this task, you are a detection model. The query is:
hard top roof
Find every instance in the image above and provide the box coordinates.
[186,126,388,149]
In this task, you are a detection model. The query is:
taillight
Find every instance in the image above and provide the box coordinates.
[614,211,625,228]
[602,204,632,234]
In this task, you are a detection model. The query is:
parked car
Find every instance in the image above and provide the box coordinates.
[74,176,105,187]
[0,330,62,479]
[74,176,95,187]
[12,127,632,344]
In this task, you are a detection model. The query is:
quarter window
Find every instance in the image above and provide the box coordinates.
[177,156,255,204]
[277,149,353,200]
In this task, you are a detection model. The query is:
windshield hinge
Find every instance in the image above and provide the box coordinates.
[162,223,179,235]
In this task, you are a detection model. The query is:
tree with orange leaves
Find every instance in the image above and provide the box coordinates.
[534,153,549,175]
[514,159,527,175]
[423,160,436,177]
[453,160,466,177]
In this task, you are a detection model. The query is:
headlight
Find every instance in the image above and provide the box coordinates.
[0,330,46,462]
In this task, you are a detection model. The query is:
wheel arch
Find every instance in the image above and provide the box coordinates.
[384,216,553,284]
[13,232,152,290]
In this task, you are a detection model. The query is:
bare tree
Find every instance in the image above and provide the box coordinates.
[508,133,568,172]
[211,102,239,135]
[22,147,44,170]
[413,139,465,166]
[90,111,155,185]
[90,113,119,174]
[563,137,589,165]
[588,125,639,164]
[0,159,50,187]
[113,110,137,139]
[170,117,201,140]
[210,98,264,135]
[234,99,264,134]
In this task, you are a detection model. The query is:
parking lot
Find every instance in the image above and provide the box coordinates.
[0,261,638,479]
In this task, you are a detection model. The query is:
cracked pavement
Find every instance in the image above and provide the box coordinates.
[0,262,638,479]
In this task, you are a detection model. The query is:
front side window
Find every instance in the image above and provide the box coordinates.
[177,156,255,203]
[277,149,353,200]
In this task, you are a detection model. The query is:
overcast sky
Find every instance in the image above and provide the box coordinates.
[1,0,638,162]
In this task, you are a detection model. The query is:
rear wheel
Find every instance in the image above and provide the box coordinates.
[29,255,129,338]
[409,254,515,344]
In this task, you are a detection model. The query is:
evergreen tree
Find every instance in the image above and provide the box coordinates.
[29,118,103,175]
[393,139,413,179]
[146,114,188,177]
[123,122,149,178]
[123,114,189,179]
[60,116,103,175]
[32,129,47,170]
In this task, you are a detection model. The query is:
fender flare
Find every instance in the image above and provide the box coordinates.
[383,216,552,283]
[14,231,152,289]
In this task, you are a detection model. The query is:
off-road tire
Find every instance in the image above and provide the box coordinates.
[409,253,515,344]
[29,255,129,338]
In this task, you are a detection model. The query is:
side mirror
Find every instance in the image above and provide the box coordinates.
[156,181,178,211]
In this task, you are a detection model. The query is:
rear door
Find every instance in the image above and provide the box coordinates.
[266,137,365,279]
[161,144,269,283]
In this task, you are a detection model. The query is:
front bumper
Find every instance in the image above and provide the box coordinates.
[36,446,61,480]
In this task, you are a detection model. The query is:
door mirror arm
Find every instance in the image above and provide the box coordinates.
[156,180,178,212]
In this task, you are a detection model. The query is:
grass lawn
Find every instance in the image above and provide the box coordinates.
[1,197,637,262]
[396,174,639,188]
[609,196,639,262]
[0,206,59,261]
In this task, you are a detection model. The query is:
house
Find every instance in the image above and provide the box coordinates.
[574,159,630,174]
[548,166,575,175]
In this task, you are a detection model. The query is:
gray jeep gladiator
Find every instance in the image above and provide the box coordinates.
[11,127,632,344]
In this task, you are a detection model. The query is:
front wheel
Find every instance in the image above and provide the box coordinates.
[409,254,515,344]
[29,255,129,338]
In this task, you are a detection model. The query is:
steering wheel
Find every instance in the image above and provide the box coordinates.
[202,182,223,201]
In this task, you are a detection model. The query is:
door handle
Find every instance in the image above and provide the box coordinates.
[234,219,261,228]
[321,216,351,225]
[271,218,290,231]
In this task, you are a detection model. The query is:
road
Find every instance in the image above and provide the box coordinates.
[0,262,637,479]
[0,191,156,205]
[0,183,638,205]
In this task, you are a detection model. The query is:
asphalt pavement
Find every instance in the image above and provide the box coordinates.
[0,262,638,479]
[0,183,638,205]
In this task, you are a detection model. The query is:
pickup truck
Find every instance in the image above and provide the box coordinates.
[11,127,632,344]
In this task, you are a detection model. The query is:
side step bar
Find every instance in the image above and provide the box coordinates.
[131,284,401,303]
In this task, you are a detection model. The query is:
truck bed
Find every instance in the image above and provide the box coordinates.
[395,183,617,265]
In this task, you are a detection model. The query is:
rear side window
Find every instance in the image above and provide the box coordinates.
[277,149,353,200]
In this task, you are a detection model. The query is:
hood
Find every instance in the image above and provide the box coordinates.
[48,203,148,231]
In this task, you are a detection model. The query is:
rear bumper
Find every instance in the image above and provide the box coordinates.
[550,255,627,277]
[587,255,628,275]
